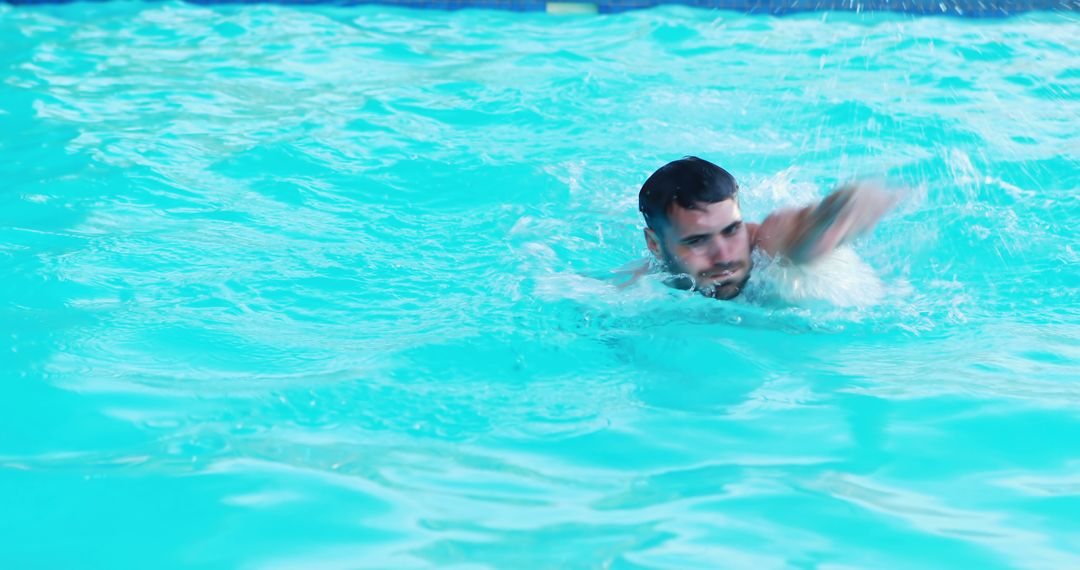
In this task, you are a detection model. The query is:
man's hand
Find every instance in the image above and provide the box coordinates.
[755,182,900,265]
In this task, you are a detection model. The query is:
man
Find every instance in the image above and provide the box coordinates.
[636,156,896,300]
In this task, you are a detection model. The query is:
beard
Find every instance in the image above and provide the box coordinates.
[661,256,753,301]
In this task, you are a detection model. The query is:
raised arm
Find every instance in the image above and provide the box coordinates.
[753,182,898,265]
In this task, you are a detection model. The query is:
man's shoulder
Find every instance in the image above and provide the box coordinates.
[747,221,762,246]
[749,208,810,258]
[613,258,652,290]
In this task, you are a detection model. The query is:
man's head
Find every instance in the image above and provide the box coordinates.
[639,157,752,300]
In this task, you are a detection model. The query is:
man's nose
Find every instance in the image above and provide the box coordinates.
[708,236,735,262]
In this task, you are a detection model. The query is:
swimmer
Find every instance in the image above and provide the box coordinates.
[628,156,898,300]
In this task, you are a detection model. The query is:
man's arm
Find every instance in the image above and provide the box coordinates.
[613,258,651,290]
[754,183,898,265]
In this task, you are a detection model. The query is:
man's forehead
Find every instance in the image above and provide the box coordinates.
[666,199,742,232]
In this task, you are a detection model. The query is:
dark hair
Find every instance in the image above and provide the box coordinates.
[638,156,739,232]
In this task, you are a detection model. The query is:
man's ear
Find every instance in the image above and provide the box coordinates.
[644,228,662,260]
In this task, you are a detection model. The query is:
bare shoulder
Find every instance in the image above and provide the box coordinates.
[746,221,761,248]
[613,258,652,290]
[750,208,810,257]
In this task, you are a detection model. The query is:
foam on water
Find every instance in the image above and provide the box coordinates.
[748,247,887,307]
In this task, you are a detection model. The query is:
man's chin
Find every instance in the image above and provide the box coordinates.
[661,267,749,300]
[705,283,741,300]
[700,277,748,300]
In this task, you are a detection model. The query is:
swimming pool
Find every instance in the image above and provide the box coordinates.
[2,2,1078,568]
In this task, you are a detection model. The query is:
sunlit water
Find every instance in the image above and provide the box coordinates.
[2,3,1078,568]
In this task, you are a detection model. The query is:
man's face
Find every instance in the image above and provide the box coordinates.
[644,199,753,300]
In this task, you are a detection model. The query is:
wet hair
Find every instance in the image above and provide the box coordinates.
[638,156,739,233]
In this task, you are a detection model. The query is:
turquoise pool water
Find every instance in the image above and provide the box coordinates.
[2,3,1078,568]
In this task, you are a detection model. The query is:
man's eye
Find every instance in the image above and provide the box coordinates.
[684,237,705,246]
[723,224,741,236]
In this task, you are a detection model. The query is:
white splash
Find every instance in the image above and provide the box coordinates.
[748,247,885,308]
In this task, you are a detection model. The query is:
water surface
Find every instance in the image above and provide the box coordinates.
[1,3,1078,568]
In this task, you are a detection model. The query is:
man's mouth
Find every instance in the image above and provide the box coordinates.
[701,266,742,282]
[705,270,735,280]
